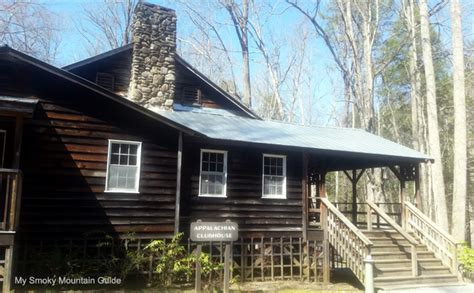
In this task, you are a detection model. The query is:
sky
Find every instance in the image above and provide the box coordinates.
[37,0,474,126]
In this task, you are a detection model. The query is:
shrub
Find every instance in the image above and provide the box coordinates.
[145,233,224,288]
[145,233,194,287]
[458,243,474,274]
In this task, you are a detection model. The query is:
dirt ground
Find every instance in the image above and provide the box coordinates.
[229,269,363,292]
[230,280,362,292]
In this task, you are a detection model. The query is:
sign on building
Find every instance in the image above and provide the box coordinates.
[190,220,238,242]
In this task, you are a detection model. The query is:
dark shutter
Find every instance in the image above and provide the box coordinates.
[182,87,201,104]
[96,72,115,91]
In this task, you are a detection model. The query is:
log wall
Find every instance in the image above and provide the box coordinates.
[19,99,178,240]
[180,138,304,237]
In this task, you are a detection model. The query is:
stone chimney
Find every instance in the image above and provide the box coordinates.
[128,2,176,109]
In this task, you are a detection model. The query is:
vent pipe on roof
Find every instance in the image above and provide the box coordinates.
[128,2,176,110]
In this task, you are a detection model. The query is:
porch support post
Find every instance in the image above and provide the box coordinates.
[12,114,24,169]
[414,164,420,208]
[320,172,330,284]
[174,132,183,235]
[389,166,406,227]
[344,169,365,226]
[351,170,357,226]
[319,172,326,197]
[302,152,309,241]
[400,178,406,228]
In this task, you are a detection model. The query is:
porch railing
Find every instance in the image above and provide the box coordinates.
[334,202,402,227]
[404,202,460,278]
[320,197,373,284]
[0,168,23,231]
[366,201,419,277]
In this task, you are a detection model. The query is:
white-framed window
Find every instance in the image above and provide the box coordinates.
[105,139,142,193]
[262,154,286,199]
[199,149,227,197]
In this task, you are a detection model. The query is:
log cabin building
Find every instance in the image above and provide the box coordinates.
[0,2,462,291]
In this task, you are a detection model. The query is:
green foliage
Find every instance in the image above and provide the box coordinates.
[25,232,224,289]
[458,243,474,273]
[145,233,194,287]
[145,233,223,288]
[195,251,224,289]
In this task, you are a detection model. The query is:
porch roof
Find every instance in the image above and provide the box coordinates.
[157,110,432,165]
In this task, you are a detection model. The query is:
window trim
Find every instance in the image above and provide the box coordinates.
[198,149,228,198]
[105,139,142,193]
[262,153,287,199]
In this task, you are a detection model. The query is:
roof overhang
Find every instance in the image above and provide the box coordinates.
[0,96,38,117]
[0,46,201,136]
[158,110,433,170]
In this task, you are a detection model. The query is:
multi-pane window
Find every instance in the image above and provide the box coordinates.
[199,150,227,197]
[106,140,142,192]
[262,154,286,198]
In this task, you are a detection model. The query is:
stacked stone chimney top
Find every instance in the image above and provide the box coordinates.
[128,2,177,110]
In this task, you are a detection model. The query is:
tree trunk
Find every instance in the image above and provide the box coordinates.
[450,0,468,241]
[403,0,430,213]
[221,0,252,107]
[419,0,449,230]
[241,0,252,107]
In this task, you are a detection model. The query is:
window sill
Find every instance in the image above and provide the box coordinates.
[198,194,227,198]
[104,190,140,194]
[262,195,286,199]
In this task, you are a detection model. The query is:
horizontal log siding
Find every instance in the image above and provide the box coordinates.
[19,100,178,240]
[181,140,303,237]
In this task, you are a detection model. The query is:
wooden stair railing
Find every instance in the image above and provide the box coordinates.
[0,168,23,232]
[366,201,419,277]
[404,202,460,279]
[320,198,374,290]
[0,168,23,293]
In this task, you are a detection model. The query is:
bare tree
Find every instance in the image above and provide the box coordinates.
[176,0,240,98]
[0,0,61,64]
[247,1,299,120]
[450,0,467,241]
[75,0,138,56]
[419,0,449,230]
[401,0,431,214]
[219,0,252,107]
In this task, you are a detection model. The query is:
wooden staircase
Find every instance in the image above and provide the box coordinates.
[364,229,459,289]
[320,198,462,292]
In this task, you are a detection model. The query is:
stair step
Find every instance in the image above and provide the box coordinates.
[374,265,452,278]
[371,244,428,253]
[374,258,443,268]
[374,274,458,288]
[378,282,466,291]
[366,234,416,244]
[374,266,413,278]
[372,251,434,260]
[362,230,416,237]
[369,237,411,244]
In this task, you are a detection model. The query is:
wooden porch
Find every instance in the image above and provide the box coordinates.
[301,158,462,291]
